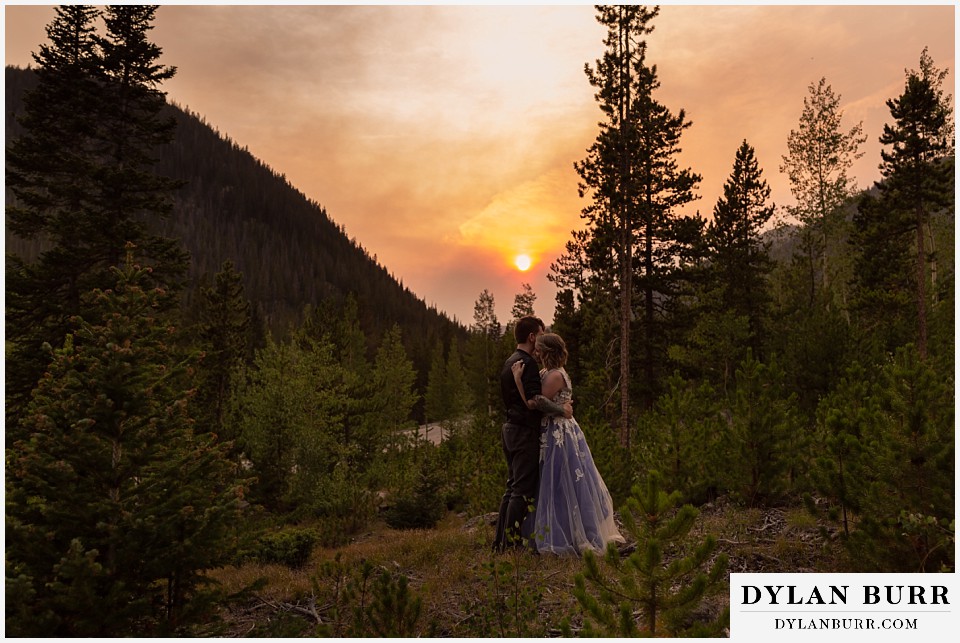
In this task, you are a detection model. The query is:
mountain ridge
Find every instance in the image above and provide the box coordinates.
[5,64,466,373]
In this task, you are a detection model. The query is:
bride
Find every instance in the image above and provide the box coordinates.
[512,332,624,555]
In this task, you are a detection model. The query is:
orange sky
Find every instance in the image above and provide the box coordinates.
[4,3,955,326]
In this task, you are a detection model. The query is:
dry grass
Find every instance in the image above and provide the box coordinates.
[211,513,481,600]
[695,497,851,575]
[210,499,848,637]
[211,511,585,636]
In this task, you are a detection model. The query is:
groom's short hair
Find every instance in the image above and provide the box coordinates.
[514,316,545,344]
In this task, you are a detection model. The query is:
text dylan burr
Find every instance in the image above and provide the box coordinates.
[742,585,949,606]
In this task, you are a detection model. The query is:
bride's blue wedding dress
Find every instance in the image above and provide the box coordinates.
[533,368,624,555]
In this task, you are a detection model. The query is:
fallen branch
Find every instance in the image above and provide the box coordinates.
[256,594,333,625]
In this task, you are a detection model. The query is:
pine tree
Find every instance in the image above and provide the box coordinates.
[6,5,187,425]
[423,340,471,438]
[574,471,728,637]
[366,569,424,636]
[625,32,701,424]
[578,295,621,424]
[313,556,426,637]
[6,5,101,239]
[303,295,383,469]
[669,301,749,395]
[871,49,954,359]
[332,293,369,372]
[444,340,472,425]
[549,232,619,418]
[727,350,800,505]
[383,450,446,531]
[233,330,344,510]
[549,289,583,377]
[510,282,537,321]
[635,373,726,503]
[570,5,701,446]
[6,5,102,425]
[852,345,954,571]
[465,289,502,415]
[423,343,448,428]
[808,363,879,537]
[5,255,245,636]
[372,324,420,450]
[574,5,646,446]
[768,265,855,417]
[705,140,775,359]
[457,411,509,512]
[850,190,917,357]
[93,5,185,279]
[195,260,250,441]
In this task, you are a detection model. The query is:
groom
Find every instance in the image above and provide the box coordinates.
[493,315,572,552]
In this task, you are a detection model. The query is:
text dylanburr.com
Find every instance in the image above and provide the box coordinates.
[730,573,957,641]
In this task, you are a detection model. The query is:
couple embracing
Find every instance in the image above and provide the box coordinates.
[493,316,624,555]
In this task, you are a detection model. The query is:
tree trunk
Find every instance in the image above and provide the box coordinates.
[914,206,928,359]
[926,221,938,305]
[620,227,631,449]
[618,8,632,450]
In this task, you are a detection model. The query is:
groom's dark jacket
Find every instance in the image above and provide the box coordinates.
[500,349,543,431]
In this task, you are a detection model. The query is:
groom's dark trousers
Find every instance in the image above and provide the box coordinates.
[493,422,540,550]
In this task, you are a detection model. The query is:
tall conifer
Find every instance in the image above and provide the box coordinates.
[728,350,798,505]
[6,255,244,636]
[562,5,700,446]
[7,5,102,423]
[706,141,775,358]
[850,191,917,357]
[195,260,250,441]
[424,343,448,428]
[871,49,954,359]
[510,283,537,321]
[373,324,420,449]
[6,4,187,423]
[234,331,343,509]
[465,289,502,416]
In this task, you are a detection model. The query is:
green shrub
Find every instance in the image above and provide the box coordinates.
[307,467,378,547]
[250,527,319,568]
[383,494,445,531]
[383,453,445,530]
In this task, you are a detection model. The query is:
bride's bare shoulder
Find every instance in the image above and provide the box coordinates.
[542,369,564,387]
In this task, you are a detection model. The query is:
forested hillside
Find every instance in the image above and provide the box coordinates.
[5,64,466,375]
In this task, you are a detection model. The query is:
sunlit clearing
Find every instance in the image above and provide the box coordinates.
[515,254,532,271]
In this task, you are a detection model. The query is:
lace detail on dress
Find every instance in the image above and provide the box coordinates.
[533,367,624,555]
[541,369,579,457]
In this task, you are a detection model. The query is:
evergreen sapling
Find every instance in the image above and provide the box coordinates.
[574,471,728,637]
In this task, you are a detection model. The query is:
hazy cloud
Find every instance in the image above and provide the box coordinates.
[4,3,953,324]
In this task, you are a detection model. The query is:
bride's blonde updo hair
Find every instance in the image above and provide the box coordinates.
[536,333,568,371]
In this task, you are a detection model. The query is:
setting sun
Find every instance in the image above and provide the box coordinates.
[515,254,532,271]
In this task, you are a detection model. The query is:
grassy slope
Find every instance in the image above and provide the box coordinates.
[211,498,849,637]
